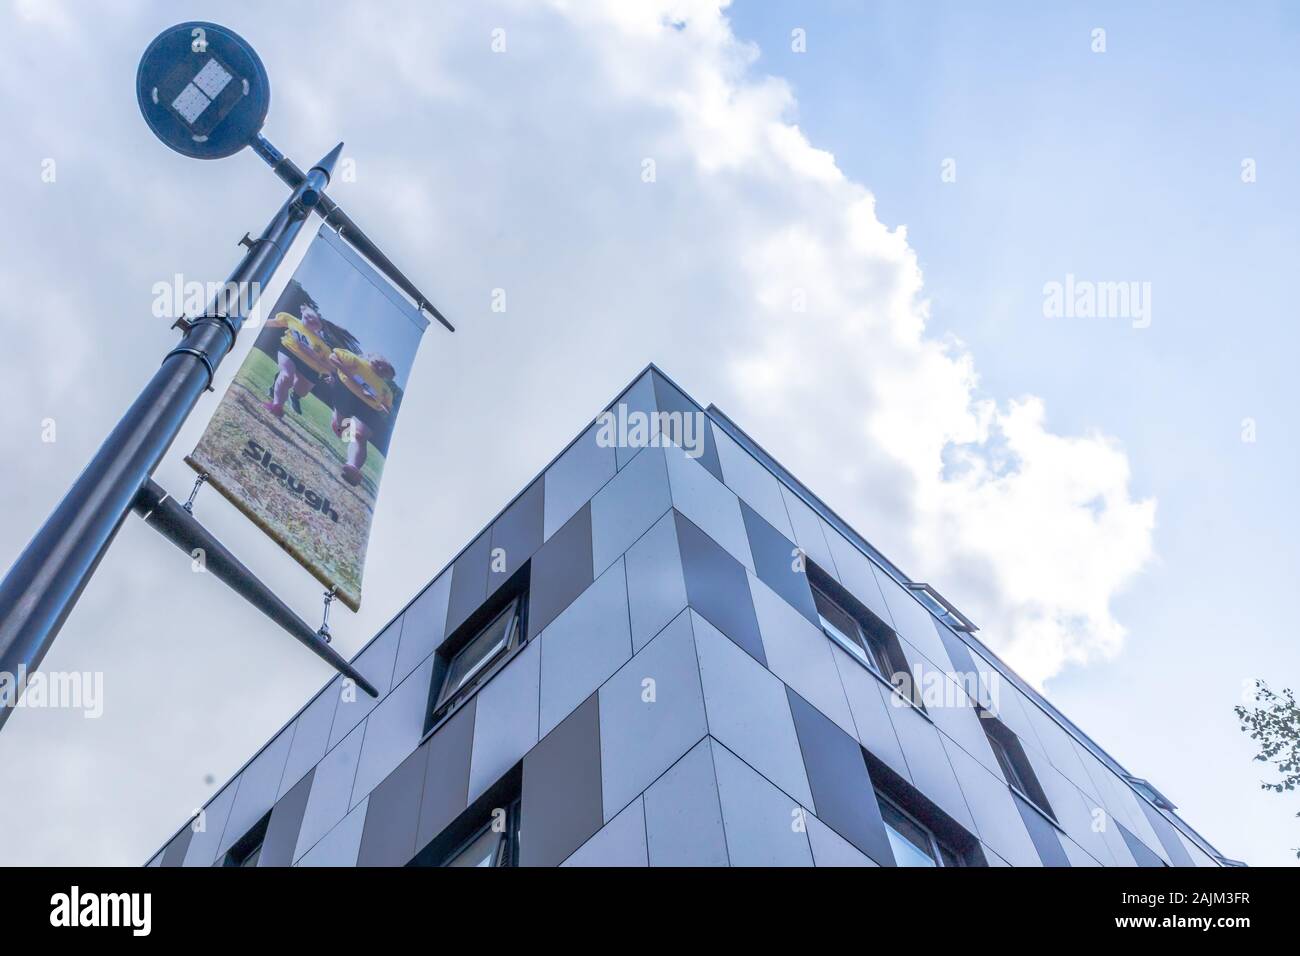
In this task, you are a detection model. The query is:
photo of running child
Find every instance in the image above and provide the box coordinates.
[186,226,429,611]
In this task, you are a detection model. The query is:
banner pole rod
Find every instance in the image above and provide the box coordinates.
[0,145,341,731]
[132,480,378,697]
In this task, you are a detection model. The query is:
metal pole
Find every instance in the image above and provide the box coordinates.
[132,479,378,697]
[0,146,341,729]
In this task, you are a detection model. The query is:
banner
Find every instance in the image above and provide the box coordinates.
[187,226,429,611]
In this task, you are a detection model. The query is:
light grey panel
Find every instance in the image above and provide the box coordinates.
[328,621,401,749]
[643,737,729,867]
[922,678,1002,777]
[692,610,813,810]
[1179,831,1220,868]
[944,737,1040,867]
[664,443,754,572]
[807,812,877,867]
[821,528,893,626]
[610,370,659,470]
[294,721,366,861]
[624,510,688,652]
[467,637,540,801]
[888,699,976,833]
[297,798,367,867]
[562,797,648,867]
[351,656,437,805]
[1074,744,1152,850]
[599,609,708,820]
[1020,699,1094,792]
[978,665,1042,752]
[875,571,954,672]
[218,725,295,859]
[711,421,794,539]
[779,484,838,579]
[829,644,910,780]
[750,573,856,737]
[982,843,1011,866]
[278,686,339,799]
[539,558,633,737]
[712,741,814,867]
[1061,835,1102,867]
[1113,786,1169,864]
[393,571,452,684]
[181,782,237,866]
[1099,807,1139,866]
[543,421,616,540]
[590,445,672,575]
[1024,746,1114,865]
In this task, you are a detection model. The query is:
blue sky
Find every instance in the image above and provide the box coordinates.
[726,0,1300,864]
[0,0,1295,866]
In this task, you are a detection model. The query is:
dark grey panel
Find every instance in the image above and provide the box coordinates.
[651,370,723,482]
[1118,820,1167,867]
[1013,791,1068,867]
[741,500,818,627]
[526,502,594,639]
[787,687,893,865]
[520,693,603,867]
[159,825,193,868]
[674,511,765,666]
[445,529,493,636]
[1137,801,1194,867]
[416,696,477,853]
[357,744,430,867]
[259,769,315,868]
[488,478,544,598]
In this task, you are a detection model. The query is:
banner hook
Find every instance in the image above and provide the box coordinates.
[317,586,337,644]
[182,473,208,514]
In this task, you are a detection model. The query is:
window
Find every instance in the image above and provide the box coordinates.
[440,799,520,868]
[411,770,523,868]
[430,594,525,723]
[808,572,916,706]
[877,791,963,867]
[222,812,270,868]
[982,716,1055,820]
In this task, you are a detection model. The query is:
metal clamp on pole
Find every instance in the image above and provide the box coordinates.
[162,346,218,391]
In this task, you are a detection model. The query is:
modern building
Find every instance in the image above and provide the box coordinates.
[148,366,1233,868]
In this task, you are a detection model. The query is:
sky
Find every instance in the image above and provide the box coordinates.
[0,0,1295,866]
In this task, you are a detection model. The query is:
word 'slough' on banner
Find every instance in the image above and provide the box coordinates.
[187,225,429,610]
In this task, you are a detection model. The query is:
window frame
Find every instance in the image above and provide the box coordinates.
[807,570,922,711]
[438,798,521,868]
[222,811,271,868]
[430,594,526,724]
[980,714,1056,822]
[876,789,964,867]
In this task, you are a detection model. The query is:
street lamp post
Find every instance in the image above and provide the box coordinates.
[0,22,450,729]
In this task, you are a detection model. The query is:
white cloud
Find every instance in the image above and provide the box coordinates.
[0,0,1156,862]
